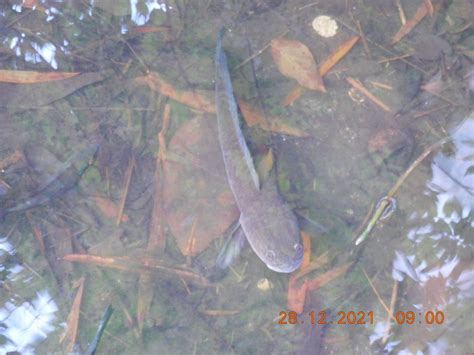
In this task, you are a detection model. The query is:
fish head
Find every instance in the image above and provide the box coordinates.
[240,206,304,273]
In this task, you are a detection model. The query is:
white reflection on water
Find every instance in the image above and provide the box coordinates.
[430,119,474,224]
[130,0,169,26]
[376,117,474,353]
[0,238,58,353]
[0,237,24,279]
[0,290,58,353]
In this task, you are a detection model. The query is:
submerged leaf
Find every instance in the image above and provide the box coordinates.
[0,70,79,84]
[306,262,352,291]
[61,277,85,353]
[271,38,326,92]
[135,72,215,113]
[63,254,210,285]
[238,99,309,137]
[391,3,429,44]
[287,276,307,313]
[0,72,104,111]
[301,231,312,269]
[256,149,274,182]
[319,36,360,76]
[163,117,239,256]
[95,196,129,222]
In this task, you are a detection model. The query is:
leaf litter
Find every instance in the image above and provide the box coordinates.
[163,116,239,256]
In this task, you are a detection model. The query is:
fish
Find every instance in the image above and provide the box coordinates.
[0,144,98,219]
[215,29,303,273]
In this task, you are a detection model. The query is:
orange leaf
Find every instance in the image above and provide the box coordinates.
[0,150,23,170]
[132,25,170,34]
[301,231,312,269]
[319,36,360,77]
[257,148,274,182]
[287,276,308,313]
[60,277,85,353]
[238,99,309,137]
[22,0,38,7]
[95,196,128,222]
[346,77,392,112]
[31,225,46,255]
[282,85,305,106]
[391,3,429,44]
[116,156,135,225]
[0,70,80,84]
[137,273,154,334]
[64,254,128,270]
[271,38,326,92]
[423,0,434,16]
[306,262,352,291]
[293,251,329,280]
[26,212,46,255]
[237,99,268,127]
[64,254,210,285]
[200,309,241,316]
[269,121,309,137]
[135,72,215,113]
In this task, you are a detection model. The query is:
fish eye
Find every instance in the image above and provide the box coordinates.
[293,243,303,254]
[266,250,276,261]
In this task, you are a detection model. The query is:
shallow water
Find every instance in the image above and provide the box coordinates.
[0,1,473,354]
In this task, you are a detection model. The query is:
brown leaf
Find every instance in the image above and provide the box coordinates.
[391,3,429,44]
[271,38,326,92]
[163,117,239,256]
[293,251,329,280]
[237,99,268,127]
[238,99,309,137]
[319,36,360,76]
[301,231,312,270]
[135,72,215,113]
[200,309,241,316]
[0,150,23,171]
[0,72,104,111]
[95,196,129,222]
[0,70,79,84]
[306,262,352,291]
[22,0,38,8]
[132,26,171,34]
[116,156,135,225]
[256,149,274,182]
[60,277,85,353]
[423,0,434,16]
[287,276,308,313]
[64,254,128,270]
[346,77,392,112]
[26,212,46,255]
[157,103,171,163]
[138,115,168,333]
[63,254,210,285]
[137,273,154,334]
[282,36,359,106]
[282,85,305,107]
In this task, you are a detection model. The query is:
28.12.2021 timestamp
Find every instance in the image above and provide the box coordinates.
[278,310,445,326]
[279,310,374,325]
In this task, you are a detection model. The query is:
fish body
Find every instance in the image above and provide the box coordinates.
[215,30,303,273]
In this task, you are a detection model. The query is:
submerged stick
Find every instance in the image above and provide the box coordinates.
[86,304,113,355]
[355,137,449,245]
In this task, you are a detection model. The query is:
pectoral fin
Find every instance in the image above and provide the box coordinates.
[216,223,247,269]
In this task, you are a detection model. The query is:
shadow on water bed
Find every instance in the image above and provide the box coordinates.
[0,0,473,353]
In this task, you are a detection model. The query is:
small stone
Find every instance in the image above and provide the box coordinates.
[312,15,338,38]
[257,278,272,291]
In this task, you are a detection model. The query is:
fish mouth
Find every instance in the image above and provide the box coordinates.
[266,254,304,273]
